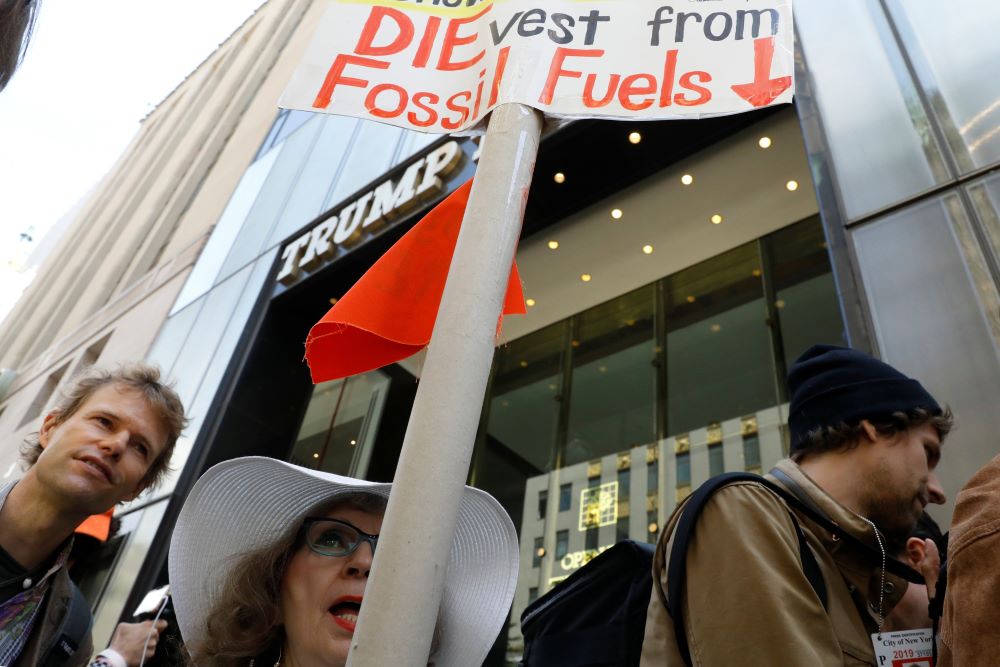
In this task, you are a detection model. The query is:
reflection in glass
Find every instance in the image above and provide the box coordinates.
[565,286,656,466]
[559,483,572,512]
[324,121,405,207]
[532,537,543,568]
[795,1,947,218]
[885,1,1000,171]
[708,444,724,478]
[766,216,848,369]
[555,530,569,559]
[537,490,548,520]
[664,243,776,435]
[676,452,691,486]
[289,370,390,477]
[743,435,761,472]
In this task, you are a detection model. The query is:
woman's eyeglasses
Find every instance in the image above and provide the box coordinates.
[301,518,379,557]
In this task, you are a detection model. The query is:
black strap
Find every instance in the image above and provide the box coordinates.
[39,581,92,667]
[664,472,923,667]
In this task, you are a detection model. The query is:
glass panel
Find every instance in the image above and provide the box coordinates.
[564,285,656,466]
[664,243,776,435]
[885,0,1000,171]
[617,468,630,498]
[172,148,280,314]
[647,461,658,493]
[396,130,441,163]
[555,530,569,559]
[968,172,1000,293]
[767,217,848,367]
[795,0,947,218]
[273,110,315,146]
[559,483,572,511]
[484,322,565,474]
[647,510,658,542]
[616,517,629,542]
[537,489,547,520]
[743,435,761,470]
[853,195,1000,518]
[146,298,204,376]
[532,537,543,568]
[288,370,391,477]
[266,115,359,247]
[676,452,691,486]
[708,444,724,477]
[324,121,405,207]
[216,118,325,282]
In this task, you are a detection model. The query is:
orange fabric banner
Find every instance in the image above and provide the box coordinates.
[305,178,526,383]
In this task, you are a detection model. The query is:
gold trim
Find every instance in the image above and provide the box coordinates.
[741,415,759,436]
[646,445,659,464]
[676,485,691,503]
[646,492,658,512]
[617,453,631,471]
[674,435,690,454]
[707,422,723,445]
[587,460,602,479]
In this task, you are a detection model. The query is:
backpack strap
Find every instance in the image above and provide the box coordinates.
[39,580,93,667]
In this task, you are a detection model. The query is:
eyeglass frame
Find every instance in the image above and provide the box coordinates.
[300,517,380,558]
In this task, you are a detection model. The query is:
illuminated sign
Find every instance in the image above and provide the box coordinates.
[559,545,613,572]
[579,481,618,531]
[277,139,465,285]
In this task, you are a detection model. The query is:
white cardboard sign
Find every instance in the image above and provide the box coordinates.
[280,0,794,133]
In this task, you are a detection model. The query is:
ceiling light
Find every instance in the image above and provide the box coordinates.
[526,298,536,307]
[775,300,786,309]
[611,209,623,220]
[711,214,723,225]
[752,268,762,277]
[681,174,694,185]
[519,360,528,368]
[548,383,557,391]
[329,297,339,305]
[758,136,772,149]
[554,172,566,184]
[548,240,559,250]
[571,340,581,348]
[349,439,357,446]
[581,273,592,282]
[599,366,608,373]
[648,522,659,534]
[642,245,654,255]
[686,295,696,304]
[628,131,642,144]
[786,180,799,191]
[313,453,320,459]
[710,324,722,333]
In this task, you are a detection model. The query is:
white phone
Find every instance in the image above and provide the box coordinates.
[132,584,171,618]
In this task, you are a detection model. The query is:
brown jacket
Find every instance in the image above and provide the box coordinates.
[639,459,907,666]
[938,453,1000,667]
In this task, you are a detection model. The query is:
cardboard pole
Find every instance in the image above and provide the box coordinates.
[348,103,542,666]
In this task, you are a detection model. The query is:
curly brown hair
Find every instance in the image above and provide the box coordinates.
[791,407,954,463]
[186,493,388,667]
[21,363,188,491]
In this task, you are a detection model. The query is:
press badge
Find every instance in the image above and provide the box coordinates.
[870,628,934,667]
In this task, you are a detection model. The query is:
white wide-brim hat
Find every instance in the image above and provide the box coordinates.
[169,456,519,666]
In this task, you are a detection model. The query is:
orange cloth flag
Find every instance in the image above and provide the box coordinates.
[305,178,526,383]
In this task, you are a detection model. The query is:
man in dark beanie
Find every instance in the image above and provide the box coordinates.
[640,344,952,667]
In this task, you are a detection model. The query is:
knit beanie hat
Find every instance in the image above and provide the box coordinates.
[787,344,941,452]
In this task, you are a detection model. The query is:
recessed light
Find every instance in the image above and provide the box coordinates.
[548,240,559,250]
[329,297,339,305]
[710,324,722,333]
[786,180,799,191]
[775,300,786,309]
[526,298,536,307]
[628,131,642,144]
[711,214,723,225]
[571,340,581,348]
[752,268,762,277]
[686,295,696,304]
[758,136,772,149]
[349,439,357,446]
[548,383,557,391]
[611,209,623,220]
[599,365,608,373]
[642,245,654,255]
[581,273,592,282]
[313,453,320,459]
[681,174,694,185]
[520,360,528,368]
[554,172,566,184]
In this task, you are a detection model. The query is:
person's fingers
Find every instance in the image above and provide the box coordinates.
[921,538,941,597]
[154,619,168,632]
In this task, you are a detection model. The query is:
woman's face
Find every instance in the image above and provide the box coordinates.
[279,505,383,667]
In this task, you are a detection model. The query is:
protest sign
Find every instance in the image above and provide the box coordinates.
[280,0,794,132]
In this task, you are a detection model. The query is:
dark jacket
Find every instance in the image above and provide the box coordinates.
[12,565,94,667]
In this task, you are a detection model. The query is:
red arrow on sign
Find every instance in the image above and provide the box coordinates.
[731,36,792,108]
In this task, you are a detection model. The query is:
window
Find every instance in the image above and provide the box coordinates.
[559,483,572,512]
[616,517,630,542]
[555,530,569,559]
[565,285,657,466]
[647,461,658,494]
[74,333,111,375]
[708,443,724,477]
[647,510,659,543]
[537,490,548,521]
[676,452,691,487]
[743,435,762,472]
[533,537,544,568]
[585,527,598,550]
[528,587,539,604]
[617,468,631,499]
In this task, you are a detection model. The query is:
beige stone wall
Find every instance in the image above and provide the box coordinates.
[0,0,321,470]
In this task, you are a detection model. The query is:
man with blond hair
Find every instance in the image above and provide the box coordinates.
[0,363,186,666]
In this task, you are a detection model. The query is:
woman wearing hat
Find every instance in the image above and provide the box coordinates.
[169,457,519,667]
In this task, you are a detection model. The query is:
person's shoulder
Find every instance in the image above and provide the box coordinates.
[950,453,1000,557]
[684,480,796,534]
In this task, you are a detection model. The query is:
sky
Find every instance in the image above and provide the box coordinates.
[0,0,267,321]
